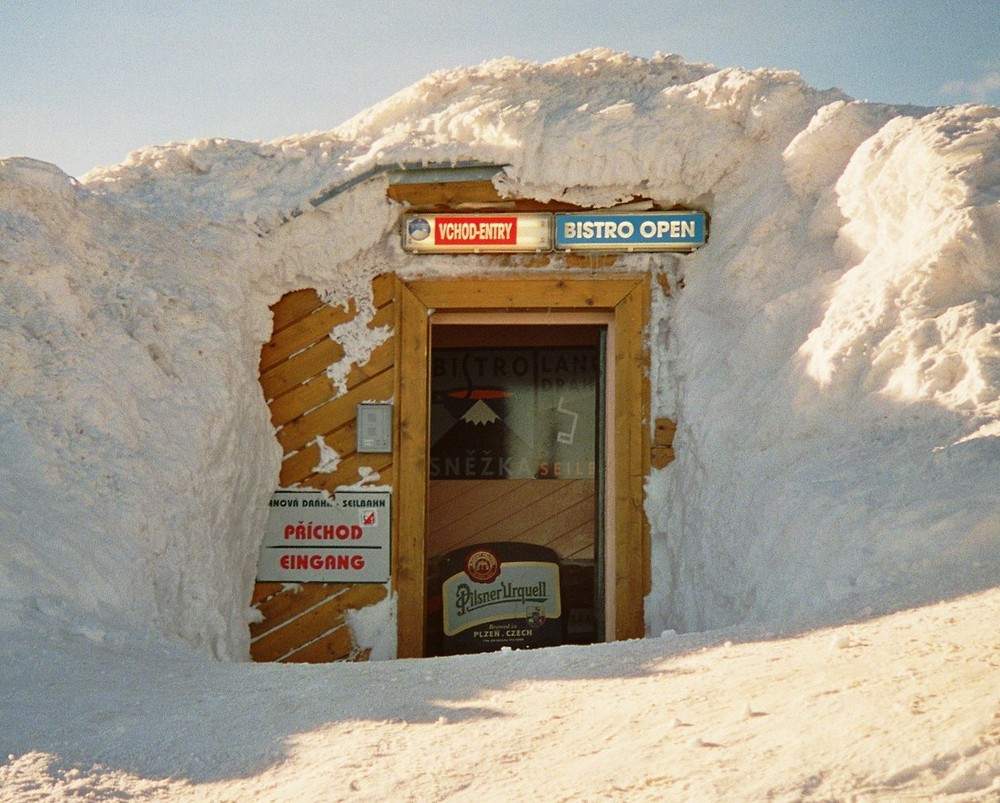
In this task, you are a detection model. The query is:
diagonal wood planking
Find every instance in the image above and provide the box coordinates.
[251,274,395,663]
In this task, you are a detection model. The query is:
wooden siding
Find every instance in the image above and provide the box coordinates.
[251,274,395,663]
[428,478,596,561]
[387,177,654,216]
[650,417,677,469]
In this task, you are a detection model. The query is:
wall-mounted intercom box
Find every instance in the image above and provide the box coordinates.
[356,402,393,453]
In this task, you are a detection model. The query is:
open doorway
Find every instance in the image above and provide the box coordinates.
[394,275,651,658]
[424,321,607,655]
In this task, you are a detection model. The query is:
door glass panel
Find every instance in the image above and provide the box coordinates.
[425,324,604,655]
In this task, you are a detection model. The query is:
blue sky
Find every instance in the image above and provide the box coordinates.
[3,1,999,177]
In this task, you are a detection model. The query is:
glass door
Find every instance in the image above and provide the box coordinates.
[425,323,606,655]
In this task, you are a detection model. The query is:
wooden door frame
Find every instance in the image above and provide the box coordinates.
[393,273,651,658]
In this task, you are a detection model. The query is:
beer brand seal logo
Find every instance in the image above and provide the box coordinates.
[464,547,501,584]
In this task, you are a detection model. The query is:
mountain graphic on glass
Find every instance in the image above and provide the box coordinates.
[430,387,535,479]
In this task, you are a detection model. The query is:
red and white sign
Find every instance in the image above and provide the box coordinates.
[256,490,390,583]
[402,213,552,253]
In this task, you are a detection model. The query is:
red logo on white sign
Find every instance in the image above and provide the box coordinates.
[361,510,377,527]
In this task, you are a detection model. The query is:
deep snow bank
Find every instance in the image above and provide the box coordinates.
[1,50,998,658]
[654,101,1000,631]
[0,159,279,658]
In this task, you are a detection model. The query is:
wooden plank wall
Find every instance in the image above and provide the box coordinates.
[428,479,595,560]
[250,274,395,663]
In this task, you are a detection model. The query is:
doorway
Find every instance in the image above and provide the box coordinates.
[394,274,651,658]
[424,321,607,655]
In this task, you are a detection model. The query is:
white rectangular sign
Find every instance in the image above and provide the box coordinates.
[256,489,390,583]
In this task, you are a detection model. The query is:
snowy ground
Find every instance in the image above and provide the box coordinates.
[2,588,998,801]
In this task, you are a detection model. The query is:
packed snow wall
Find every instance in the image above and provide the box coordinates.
[1,51,998,658]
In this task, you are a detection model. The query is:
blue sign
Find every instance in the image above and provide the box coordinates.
[554,212,706,252]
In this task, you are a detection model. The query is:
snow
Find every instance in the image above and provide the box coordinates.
[1,49,999,798]
[2,591,998,799]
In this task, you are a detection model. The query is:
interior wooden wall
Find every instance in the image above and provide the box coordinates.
[250,274,394,663]
[428,479,595,561]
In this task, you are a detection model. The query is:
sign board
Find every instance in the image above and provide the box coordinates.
[440,542,562,654]
[554,211,706,251]
[256,490,390,583]
[402,213,553,253]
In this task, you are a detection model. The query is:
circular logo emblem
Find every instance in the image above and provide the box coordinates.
[407,217,431,241]
[464,547,501,584]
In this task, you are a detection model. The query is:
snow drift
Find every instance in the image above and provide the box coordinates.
[1,50,998,662]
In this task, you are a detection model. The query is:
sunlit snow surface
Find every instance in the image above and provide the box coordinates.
[1,50,998,799]
[1,590,998,800]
